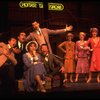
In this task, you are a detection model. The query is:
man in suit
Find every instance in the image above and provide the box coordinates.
[26,21,73,54]
[0,37,17,94]
[13,32,27,79]
[40,44,64,78]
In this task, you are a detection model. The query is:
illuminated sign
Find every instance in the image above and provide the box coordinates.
[48,3,64,11]
[19,1,64,11]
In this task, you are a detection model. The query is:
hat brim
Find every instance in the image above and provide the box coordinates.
[26,41,38,51]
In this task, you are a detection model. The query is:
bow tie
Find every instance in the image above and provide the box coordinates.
[45,56,48,61]
[45,54,49,57]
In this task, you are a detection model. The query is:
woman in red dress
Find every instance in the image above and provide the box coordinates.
[86,28,100,83]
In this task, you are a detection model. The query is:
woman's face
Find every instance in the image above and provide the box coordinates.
[29,43,36,52]
[67,35,73,41]
[91,31,98,37]
[79,34,85,40]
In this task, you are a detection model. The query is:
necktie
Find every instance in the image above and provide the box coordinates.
[20,43,23,50]
[38,30,41,35]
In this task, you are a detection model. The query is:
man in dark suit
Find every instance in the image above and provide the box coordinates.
[26,21,73,54]
[40,44,64,79]
[13,32,27,79]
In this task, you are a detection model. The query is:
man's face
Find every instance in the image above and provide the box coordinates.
[32,21,40,30]
[18,32,26,43]
[41,45,49,55]
[8,38,17,48]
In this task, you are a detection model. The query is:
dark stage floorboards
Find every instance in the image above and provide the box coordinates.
[0,81,100,99]
[1,73,100,99]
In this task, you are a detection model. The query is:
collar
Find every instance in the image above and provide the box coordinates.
[18,41,22,48]
[7,44,11,49]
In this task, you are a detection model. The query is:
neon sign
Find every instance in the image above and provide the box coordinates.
[19,1,64,11]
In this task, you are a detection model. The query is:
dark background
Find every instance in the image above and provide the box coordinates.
[0,1,100,55]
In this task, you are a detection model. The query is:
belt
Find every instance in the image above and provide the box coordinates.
[78,57,88,58]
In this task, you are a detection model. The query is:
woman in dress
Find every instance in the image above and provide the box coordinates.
[58,33,75,83]
[75,32,90,82]
[23,41,47,92]
[86,28,100,83]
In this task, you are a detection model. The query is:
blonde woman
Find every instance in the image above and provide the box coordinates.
[75,32,90,82]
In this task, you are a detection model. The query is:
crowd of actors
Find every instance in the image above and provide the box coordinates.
[0,21,100,94]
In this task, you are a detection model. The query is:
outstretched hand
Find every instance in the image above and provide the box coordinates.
[66,24,73,31]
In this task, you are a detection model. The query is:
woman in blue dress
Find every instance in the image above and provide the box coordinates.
[23,41,47,92]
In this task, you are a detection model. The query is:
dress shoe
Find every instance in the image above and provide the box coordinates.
[40,89,46,93]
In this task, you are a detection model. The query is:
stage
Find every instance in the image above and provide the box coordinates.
[1,80,100,99]
[0,73,100,99]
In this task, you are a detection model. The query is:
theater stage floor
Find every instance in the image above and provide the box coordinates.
[1,80,100,99]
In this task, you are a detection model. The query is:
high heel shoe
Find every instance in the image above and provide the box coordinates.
[63,79,68,83]
[70,79,73,83]
[75,79,78,82]
[97,78,100,83]
[86,78,91,83]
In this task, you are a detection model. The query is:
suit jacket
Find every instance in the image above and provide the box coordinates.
[15,41,26,53]
[26,28,66,54]
[14,41,27,79]
[0,42,17,67]
[41,53,63,74]
[14,40,26,66]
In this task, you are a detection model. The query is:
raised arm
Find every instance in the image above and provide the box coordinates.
[25,33,33,42]
[46,24,73,35]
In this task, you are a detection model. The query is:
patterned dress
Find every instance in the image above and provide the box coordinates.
[75,41,90,73]
[63,41,75,73]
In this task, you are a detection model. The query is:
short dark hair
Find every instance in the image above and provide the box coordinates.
[40,44,48,49]
[8,36,17,41]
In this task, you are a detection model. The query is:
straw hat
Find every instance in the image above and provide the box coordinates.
[25,41,38,51]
